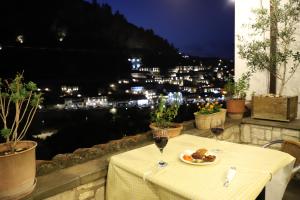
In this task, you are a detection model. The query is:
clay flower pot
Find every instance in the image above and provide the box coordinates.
[0,141,37,200]
[149,123,183,138]
[226,99,245,119]
[194,109,226,130]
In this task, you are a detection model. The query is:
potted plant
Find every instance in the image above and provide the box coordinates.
[224,72,250,119]
[0,73,43,200]
[194,101,226,130]
[149,95,183,138]
[238,0,300,121]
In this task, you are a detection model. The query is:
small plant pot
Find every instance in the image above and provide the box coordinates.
[194,109,226,130]
[149,123,183,138]
[0,141,37,200]
[226,99,245,119]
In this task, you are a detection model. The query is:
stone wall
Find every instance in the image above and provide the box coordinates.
[240,118,300,148]
[45,179,105,200]
[221,122,241,143]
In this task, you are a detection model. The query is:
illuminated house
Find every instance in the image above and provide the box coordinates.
[61,86,80,96]
[128,57,142,70]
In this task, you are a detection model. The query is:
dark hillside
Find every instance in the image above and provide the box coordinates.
[0,0,181,88]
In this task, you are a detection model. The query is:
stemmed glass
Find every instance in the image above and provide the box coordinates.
[153,129,169,168]
[210,118,224,152]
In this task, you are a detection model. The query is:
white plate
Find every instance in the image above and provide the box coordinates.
[179,149,219,166]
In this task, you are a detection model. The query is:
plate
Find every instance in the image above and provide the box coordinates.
[179,149,219,165]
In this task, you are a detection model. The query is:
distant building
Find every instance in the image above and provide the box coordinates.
[84,97,108,107]
[128,57,142,70]
[61,86,80,96]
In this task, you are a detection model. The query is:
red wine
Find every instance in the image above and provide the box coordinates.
[154,136,168,150]
[210,128,224,136]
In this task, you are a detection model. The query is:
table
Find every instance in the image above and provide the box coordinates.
[106,134,295,200]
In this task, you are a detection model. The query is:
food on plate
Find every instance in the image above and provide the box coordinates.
[196,148,207,156]
[184,148,216,163]
[191,152,202,159]
[183,154,193,161]
[191,148,207,159]
[202,155,216,162]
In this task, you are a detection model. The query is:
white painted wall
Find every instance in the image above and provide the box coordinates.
[235,0,300,118]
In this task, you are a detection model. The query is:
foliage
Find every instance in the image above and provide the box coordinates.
[151,95,180,128]
[224,72,251,99]
[195,101,222,115]
[0,73,43,152]
[238,0,300,96]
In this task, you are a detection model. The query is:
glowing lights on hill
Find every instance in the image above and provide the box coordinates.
[16,35,24,44]
[110,107,117,114]
[61,86,79,96]
[128,57,142,70]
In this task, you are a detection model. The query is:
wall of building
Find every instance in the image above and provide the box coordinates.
[235,0,300,118]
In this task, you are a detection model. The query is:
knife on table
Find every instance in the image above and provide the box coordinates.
[224,166,236,187]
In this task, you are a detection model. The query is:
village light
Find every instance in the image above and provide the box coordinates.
[110,107,117,114]
[16,35,24,43]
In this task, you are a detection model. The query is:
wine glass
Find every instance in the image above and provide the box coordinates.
[153,129,169,168]
[210,118,224,152]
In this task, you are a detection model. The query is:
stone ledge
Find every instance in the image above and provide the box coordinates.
[36,120,196,176]
[24,140,156,200]
[242,117,300,131]
[36,132,153,176]
[174,118,241,140]
[23,157,108,200]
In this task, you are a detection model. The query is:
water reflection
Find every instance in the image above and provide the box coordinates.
[25,104,198,160]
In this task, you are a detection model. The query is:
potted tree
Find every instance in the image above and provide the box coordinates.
[149,95,183,138]
[238,0,300,121]
[224,72,250,119]
[0,73,43,200]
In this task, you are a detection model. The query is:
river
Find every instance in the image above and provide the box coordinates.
[24,104,198,160]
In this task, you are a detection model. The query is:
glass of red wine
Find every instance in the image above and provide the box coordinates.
[153,129,169,168]
[210,118,224,152]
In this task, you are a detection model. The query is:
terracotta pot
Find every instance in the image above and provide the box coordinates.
[149,123,183,138]
[0,141,37,200]
[194,109,226,130]
[226,99,245,119]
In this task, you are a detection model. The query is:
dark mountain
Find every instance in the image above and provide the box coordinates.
[0,0,181,88]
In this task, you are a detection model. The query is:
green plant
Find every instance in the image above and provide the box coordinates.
[0,73,43,153]
[151,95,180,128]
[238,0,300,96]
[224,72,251,99]
[196,101,222,115]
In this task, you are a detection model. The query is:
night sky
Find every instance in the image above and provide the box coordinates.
[96,0,235,59]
